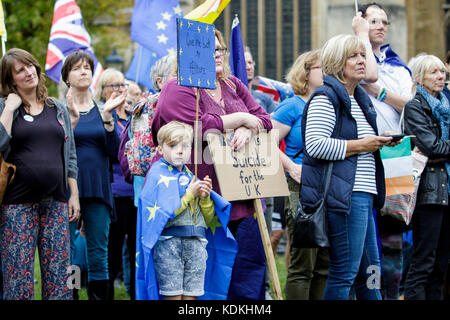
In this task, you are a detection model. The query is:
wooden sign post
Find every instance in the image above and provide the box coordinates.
[207,131,290,300]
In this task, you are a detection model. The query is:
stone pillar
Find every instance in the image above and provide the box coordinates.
[405,0,446,61]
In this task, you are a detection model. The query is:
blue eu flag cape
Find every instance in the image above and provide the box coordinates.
[135,158,238,300]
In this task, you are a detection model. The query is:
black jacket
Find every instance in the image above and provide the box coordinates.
[403,93,450,206]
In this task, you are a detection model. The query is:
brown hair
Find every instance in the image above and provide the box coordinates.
[1,48,49,109]
[61,51,94,85]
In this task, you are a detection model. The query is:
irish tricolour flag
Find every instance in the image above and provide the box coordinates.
[380,137,414,196]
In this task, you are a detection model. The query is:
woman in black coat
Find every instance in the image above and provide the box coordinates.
[403,54,450,300]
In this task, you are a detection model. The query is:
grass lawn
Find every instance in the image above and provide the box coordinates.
[33,251,289,300]
[33,251,129,300]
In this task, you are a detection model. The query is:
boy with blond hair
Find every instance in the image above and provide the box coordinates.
[137,121,215,300]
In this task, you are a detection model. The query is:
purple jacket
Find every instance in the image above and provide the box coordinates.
[152,76,272,221]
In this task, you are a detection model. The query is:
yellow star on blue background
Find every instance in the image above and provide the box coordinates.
[147,203,160,221]
[207,215,222,235]
[158,174,177,187]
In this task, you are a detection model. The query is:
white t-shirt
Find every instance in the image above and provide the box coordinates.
[368,49,413,135]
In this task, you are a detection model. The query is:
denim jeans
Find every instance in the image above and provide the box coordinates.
[70,199,111,283]
[323,192,382,300]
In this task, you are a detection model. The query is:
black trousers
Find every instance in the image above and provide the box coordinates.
[405,204,450,300]
[107,196,137,300]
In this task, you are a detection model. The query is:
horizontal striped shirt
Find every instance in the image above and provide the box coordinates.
[305,95,377,195]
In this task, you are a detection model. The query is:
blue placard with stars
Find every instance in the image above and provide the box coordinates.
[177,18,216,89]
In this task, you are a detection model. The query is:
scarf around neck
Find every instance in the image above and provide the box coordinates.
[416,84,450,194]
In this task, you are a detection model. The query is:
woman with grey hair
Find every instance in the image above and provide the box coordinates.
[403,54,450,300]
[150,53,176,93]
[301,34,398,300]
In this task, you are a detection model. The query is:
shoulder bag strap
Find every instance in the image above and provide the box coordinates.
[321,105,344,198]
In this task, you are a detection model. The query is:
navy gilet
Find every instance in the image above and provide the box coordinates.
[300,75,386,213]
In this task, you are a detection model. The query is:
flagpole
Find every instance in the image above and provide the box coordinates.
[354,0,358,15]
[136,45,142,85]
[194,88,200,179]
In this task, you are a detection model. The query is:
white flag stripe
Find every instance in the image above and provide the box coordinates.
[382,156,413,179]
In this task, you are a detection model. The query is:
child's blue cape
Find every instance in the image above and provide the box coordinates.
[135,158,238,300]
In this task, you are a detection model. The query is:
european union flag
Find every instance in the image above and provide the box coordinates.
[126,45,159,91]
[135,158,237,300]
[229,15,248,87]
[130,0,182,58]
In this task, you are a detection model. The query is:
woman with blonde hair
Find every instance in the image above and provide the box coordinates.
[301,34,399,299]
[403,54,450,300]
[93,67,137,300]
[271,50,329,300]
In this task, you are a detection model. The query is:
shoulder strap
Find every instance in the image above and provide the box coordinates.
[321,109,343,198]
[223,77,237,93]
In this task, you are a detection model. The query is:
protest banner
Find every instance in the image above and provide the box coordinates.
[207,130,289,300]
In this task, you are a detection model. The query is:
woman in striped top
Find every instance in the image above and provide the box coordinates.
[301,34,399,300]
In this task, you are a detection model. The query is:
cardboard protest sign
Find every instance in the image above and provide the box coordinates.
[206,130,290,202]
[177,18,216,89]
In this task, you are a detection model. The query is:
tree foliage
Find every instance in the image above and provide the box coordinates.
[3,0,134,94]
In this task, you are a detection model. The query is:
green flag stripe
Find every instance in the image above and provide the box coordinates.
[380,136,411,160]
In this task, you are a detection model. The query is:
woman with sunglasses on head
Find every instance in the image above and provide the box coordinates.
[62,54,125,300]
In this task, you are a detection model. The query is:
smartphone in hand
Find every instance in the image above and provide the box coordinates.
[385,134,405,142]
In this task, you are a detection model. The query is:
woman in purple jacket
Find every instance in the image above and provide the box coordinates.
[152,30,272,299]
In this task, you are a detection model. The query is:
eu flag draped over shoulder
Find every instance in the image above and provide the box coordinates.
[135,158,237,300]
[229,15,248,87]
[45,0,103,90]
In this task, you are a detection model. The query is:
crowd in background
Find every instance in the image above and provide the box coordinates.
[0,2,449,301]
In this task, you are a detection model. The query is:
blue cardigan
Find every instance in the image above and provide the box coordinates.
[300,75,386,213]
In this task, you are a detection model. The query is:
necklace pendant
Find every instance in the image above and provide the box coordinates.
[24,115,34,122]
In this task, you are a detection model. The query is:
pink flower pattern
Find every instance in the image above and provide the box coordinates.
[0,199,72,300]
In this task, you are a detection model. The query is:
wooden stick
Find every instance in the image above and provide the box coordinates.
[194,88,200,178]
[254,198,283,300]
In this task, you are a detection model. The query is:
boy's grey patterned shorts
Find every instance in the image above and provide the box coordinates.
[153,236,208,297]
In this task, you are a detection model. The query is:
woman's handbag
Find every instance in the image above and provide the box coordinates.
[292,106,342,249]
[380,148,427,225]
[292,160,333,248]
[0,154,16,204]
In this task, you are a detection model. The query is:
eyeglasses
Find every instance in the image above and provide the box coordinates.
[102,83,129,91]
[368,18,390,27]
[215,47,228,56]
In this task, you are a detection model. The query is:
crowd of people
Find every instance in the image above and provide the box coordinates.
[0,2,449,301]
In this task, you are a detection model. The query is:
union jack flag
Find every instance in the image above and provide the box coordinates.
[255,75,294,103]
[45,0,103,90]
